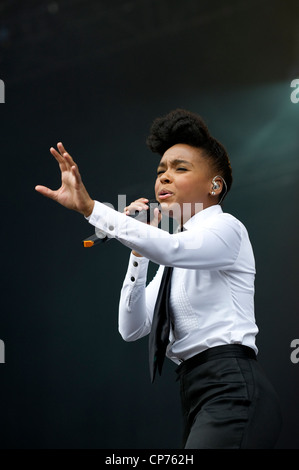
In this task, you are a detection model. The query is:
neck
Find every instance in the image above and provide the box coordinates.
[178,201,218,225]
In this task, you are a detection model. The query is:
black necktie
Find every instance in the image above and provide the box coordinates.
[149,265,173,383]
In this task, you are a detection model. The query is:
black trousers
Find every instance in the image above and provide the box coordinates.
[176,345,282,449]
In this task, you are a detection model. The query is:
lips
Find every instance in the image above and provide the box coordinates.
[158,189,174,200]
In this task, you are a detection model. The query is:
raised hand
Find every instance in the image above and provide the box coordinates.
[35,142,94,217]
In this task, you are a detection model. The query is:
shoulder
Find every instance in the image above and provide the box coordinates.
[196,206,244,231]
[186,206,250,241]
[199,209,252,252]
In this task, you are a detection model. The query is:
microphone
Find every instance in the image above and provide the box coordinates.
[82,199,160,247]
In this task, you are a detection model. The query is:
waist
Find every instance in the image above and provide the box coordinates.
[175,344,257,378]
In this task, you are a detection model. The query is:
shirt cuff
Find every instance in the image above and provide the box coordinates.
[125,252,149,285]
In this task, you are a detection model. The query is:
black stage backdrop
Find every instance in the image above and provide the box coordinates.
[0,0,298,449]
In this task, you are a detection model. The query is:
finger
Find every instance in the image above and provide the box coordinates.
[130,199,149,210]
[126,204,147,214]
[71,165,82,185]
[124,198,150,215]
[50,146,65,162]
[134,198,149,206]
[50,147,67,171]
[127,197,149,206]
[57,142,71,160]
[35,185,57,201]
[57,142,77,167]
[57,142,67,155]
[53,142,73,172]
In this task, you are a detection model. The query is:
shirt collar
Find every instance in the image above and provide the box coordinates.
[183,204,223,231]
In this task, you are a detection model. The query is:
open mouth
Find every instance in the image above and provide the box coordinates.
[158,189,174,200]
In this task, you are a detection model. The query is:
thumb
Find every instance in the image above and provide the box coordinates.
[35,185,57,201]
[150,207,162,227]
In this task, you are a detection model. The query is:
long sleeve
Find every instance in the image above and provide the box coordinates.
[87,201,245,271]
[118,252,164,341]
[87,201,257,359]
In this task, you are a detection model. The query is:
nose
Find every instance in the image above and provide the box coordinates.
[160,169,172,184]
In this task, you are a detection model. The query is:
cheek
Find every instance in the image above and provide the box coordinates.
[177,177,195,194]
[179,176,206,198]
[154,179,159,195]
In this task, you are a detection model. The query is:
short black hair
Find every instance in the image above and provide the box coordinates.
[146,109,233,202]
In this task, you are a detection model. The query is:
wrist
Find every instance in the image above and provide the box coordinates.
[132,250,143,257]
[82,200,95,218]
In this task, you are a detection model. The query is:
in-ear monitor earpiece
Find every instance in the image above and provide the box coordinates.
[211,175,228,204]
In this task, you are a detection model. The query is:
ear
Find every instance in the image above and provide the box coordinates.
[210,176,223,196]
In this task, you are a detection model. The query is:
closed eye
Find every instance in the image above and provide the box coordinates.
[156,167,188,176]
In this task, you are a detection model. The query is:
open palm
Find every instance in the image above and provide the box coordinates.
[35,142,94,217]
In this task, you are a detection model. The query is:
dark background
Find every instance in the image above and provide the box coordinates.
[0,0,298,449]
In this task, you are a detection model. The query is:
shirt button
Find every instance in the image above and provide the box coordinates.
[131,276,135,282]
[133,261,138,267]
[108,225,114,231]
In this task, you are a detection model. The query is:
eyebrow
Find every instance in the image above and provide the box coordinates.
[157,159,193,169]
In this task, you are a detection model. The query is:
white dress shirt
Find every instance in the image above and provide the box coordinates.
[87,201,258,364]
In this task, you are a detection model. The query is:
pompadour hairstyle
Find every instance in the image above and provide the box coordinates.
[146,109,233,202]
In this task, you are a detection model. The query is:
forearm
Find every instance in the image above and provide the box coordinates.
[87,201,243,270]
[118,253,152,341]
